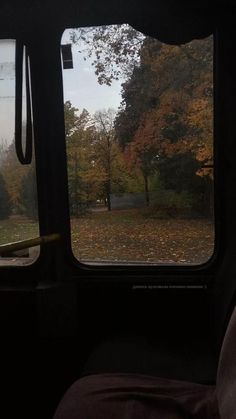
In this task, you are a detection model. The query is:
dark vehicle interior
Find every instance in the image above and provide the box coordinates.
[0,1,235,418]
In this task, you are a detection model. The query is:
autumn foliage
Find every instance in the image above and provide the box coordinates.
[114,34,213,212]
[0,27,213,220]
[66,28,213,215]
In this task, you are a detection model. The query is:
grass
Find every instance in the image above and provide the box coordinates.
[0,216,39,246]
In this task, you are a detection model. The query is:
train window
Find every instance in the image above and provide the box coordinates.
[0,39,39,266]
[61,25,214,266]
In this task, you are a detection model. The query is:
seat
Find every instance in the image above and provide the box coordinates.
[53,307,236,419]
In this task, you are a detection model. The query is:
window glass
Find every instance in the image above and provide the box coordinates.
[62,25,214,265]
[0,40,39,266]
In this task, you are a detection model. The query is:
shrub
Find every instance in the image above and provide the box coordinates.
[142,189,194,219]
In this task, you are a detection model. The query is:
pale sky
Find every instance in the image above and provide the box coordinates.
[0,39,15,145]
[61,29,123,115]
[0,32,123,146]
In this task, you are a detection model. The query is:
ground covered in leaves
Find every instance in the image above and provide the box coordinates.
[0,210,214,265]
[71,209,214,265]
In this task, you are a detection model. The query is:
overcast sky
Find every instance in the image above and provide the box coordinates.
[0,32,123,146]
[0,39,15,145]
[61,29,123,115]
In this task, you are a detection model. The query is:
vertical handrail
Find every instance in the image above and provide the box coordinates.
[25,48,33,161]
[15,41,32,165]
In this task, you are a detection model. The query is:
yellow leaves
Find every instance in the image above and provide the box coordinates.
[197,167,213,179]
[186,98,212,128]
[184,94,213,170]
[196,145,212,163]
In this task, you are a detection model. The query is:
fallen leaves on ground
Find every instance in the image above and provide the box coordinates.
[71,209,214,265]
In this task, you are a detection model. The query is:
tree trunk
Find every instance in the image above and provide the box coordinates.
[106,135,112,211]
[144,174,150,207]
[74,153,79,216]
[106,181,111,211]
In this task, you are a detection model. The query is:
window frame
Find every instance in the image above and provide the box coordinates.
[60,26,219,281]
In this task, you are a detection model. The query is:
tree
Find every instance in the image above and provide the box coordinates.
[0,140,8,165]
[1,142,28,213]
[18,165,38,220]
[70,25,144,85]
[115,36,213,213]
[65,101,94,215]
[124,112,160,206]
[65,103,132,212]
[0,172,11,219]
[70,27,213,215]
[92,109,124,211]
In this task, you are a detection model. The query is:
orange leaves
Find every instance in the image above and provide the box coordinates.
[116,35,214,182]
[184,93,213,172]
